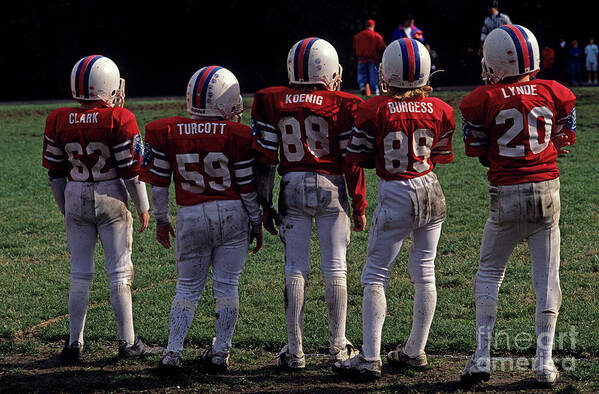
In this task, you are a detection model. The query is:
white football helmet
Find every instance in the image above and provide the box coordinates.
[287,37,342,91]
[186,66,243,120]
[71,55,125,106]
[482,24,540,84]
[379,38,431,91]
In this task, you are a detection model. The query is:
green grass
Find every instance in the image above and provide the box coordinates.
[0,89,598,390]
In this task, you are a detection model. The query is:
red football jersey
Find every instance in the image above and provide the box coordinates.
[460,79,576,185]
[42,106,143,181]
[140,117,255,206]
[345,95,455,181]
[251,86,367,214]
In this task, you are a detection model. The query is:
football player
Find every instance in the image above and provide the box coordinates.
[141,66,263,371]
[459,25,575,387]
[332,38,455,380]
[42,55,162,362]
[252,37,367,369]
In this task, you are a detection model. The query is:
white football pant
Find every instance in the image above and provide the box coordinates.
[361,172,446,361]
[166,199,249,355]
[278,171,351,356]
[473,178,561,364]
[65,179,135,345]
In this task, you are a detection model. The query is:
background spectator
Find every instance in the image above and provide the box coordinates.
[391,14,424,43]
[353,19,386,95]
[568,40,583,85]
[584,38,598,84]
[555,36,569,83]
[479,0,511,56]
[541,45,555,79]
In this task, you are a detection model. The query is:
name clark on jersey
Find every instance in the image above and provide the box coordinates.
[69,112,99,124]
[388,101,434,114]
[285,93,323,106]
[501,84,538,98]
[177,122,226,135]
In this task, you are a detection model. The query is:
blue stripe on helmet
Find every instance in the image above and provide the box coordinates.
[411,39,421,81]
[398,39,410,82]
[514,25,535,72]
[293,40,304,81]
[200,66,222,109]
[500,26,525,74]
[192,67,208,108]
[74,58,86,97]
[82,55,103,98]
[302,38,319,82]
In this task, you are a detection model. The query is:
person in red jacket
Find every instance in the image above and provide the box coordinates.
[353,19,386,95]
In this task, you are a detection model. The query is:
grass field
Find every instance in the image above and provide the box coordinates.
[1,88,598,392]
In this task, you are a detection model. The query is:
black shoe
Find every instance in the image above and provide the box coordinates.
[60,341,83,363]
[118,337,164,358]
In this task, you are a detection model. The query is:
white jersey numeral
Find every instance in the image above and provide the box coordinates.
[64,141,117,181]
[176,152,231,194]
[278,115,330,162]
[496,106,553,157]
[383,129,434,174]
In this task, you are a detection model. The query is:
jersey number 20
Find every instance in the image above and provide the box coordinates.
[496,106,552,157]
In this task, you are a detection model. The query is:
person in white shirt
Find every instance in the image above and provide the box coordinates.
[584,38,599,84]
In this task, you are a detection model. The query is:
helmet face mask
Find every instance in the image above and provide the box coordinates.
[186,66,244,121]
[379,38,431,90]
[71,55,123,106]
[482,24,540,84]
[287,37,343,91]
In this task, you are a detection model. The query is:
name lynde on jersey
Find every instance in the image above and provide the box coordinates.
[501,84,538,98]
[285,93,323,106]
[69,112,99,124]
[388,101,434,114]
[177,122,226,135]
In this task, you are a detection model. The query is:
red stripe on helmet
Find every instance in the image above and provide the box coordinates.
[296,38,314,80]
[506,25,530,70]
[77,55,98,98]
[404,38,416,82]
[194,66,218,109]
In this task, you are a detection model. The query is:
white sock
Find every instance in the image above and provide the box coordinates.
[474,295,498,362]
[68,279,92,345]
[535,311,558,362]
[285,275,306,357]
[166,298,198,353]
[110,283,136,345]
[404,282,437,358]
[325,276,348,352]
[213,297,239,354]
[362,284,386,361]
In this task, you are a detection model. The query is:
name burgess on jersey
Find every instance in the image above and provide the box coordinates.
[388,101,435,114]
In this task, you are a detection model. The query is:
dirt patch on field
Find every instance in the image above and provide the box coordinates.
[0,348,587,393]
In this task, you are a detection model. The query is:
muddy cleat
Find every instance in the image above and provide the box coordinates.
[118,337,164,358]
[157,350,182,372]
[332,353,382,381]
[276,344,305,370]
[329,341,360,364]
[198,339,229,372]
[534,358,559,387]
[387,345,428,371]
[60,340,83,363]
[460,355,491,385]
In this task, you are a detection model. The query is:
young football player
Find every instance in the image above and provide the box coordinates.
[332,38,455,380]
[42,55,162,362]
[252,37,367,369]
[141,66,263,371]
[459,25,575,387]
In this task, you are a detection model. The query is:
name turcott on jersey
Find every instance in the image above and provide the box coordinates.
[177,122,226,135]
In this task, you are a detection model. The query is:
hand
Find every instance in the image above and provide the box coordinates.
[249,226,263,254]
[552,134,572,155]
[156,222,176,248]
[352,212,367,232]
[263,206,282,235]
[138,211,150,233]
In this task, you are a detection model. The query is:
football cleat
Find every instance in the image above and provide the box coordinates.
[387,345,428,371]
[197,338,230,372]
[157,350,182,372]
[118,337,164,358]
[533,357,559,387]
[276,344,306,370]
[460,355,491,385]
[329,341,359,364]
[332,353,382,381]
[60,340,83,364]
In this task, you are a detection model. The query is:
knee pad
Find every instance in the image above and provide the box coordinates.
[212,281,238,300]
[70,278,92,293]
[108,263,134,288]
[285,273,308,286]
[70,271,94,283]
[172,297,198,310]
[324,275,346,288]
[215,296,239,311]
